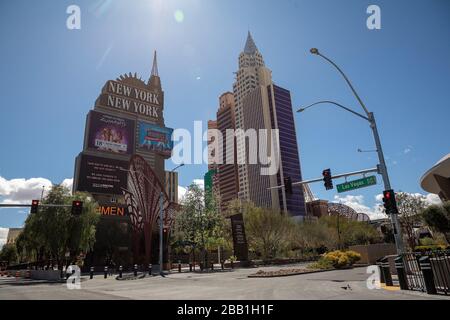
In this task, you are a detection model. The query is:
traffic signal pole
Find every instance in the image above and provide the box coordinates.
[267,167,379,190]
[298,48,405,254]
[369,112,404,253]
[159,191,164,276]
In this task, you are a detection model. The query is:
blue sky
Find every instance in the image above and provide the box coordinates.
[0,0,449,230]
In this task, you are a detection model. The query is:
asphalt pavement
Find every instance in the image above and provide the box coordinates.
[0,264,449,300]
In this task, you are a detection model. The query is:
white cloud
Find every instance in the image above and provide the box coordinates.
[333,191,443,221]
[404,148,411,154]
[0,227,8,250]
[192,179,204,190]
[177,178,205,203]
[398,192,442,206]
[424,193,442,206]
[0,176,73,204]
[0,177,52,204]
[333,194,386,220]
[178,185,187,202]
[61,178,73,191]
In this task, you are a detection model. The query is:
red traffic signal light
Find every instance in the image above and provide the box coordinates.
[322,168,333,190]
[382,190,398,214]
[71,200,83,215]
[30,200,39,214]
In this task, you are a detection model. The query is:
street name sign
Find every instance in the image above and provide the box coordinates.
[336,176,377,193]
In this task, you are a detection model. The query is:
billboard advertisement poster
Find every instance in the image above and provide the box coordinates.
[77,154,128,195]
[138,121,173,156]
[88,111,135,155]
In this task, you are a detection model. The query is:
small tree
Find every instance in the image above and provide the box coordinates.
[175,183,226,269]
[395,192,427,250]
[243,204,295,260]
[422,201,450,244]
[0,243,18,266]
[16,185,99,268]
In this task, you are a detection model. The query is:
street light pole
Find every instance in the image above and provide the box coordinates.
[368,112,403,253]
[160,163,185,275]
[159,190,164,275]
[303,48,404,253]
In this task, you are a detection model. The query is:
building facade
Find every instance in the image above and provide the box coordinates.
[216,92,239,213]
[268,84,306,217]
[72,52,175,265]
[234,33,306,217]
[233,32,272,202]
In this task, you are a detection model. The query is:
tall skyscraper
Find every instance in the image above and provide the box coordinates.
[234,32,306,217]
[233,32,272,202]
[268,84,306,217]
[216,92,239,213]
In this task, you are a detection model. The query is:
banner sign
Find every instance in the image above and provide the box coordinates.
[95,80,162,121]
[138,121,173,157]
[76,154,128,195]
[230,214,249,262]
[96,205,129,217]
[87,111,135,155]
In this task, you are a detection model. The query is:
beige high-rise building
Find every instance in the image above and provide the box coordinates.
[216,92,239,213]
[233,32,272,202]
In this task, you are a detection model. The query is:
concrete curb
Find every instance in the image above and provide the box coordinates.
[248,268,335,278]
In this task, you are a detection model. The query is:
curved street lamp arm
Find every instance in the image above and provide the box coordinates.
[297,100,369,121]
[316,52,370,117]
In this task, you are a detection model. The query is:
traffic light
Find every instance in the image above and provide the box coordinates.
[71,200,83,215]
[30,200,39,214]
[382,189,398,214]
[322,168,333,190]
[284,176,293,195]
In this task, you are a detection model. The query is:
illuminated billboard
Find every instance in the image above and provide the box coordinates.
[138,121,173,157]
[87,111,135,155]
[76,154,128,195]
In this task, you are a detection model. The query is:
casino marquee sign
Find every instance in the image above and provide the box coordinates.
[95,74,164,123]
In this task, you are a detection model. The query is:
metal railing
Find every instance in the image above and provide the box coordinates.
[428,250,450,295]
[401,252,426,292]
[391,250,450,295]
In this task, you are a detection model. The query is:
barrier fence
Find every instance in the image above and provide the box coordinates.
[381,250,450,296]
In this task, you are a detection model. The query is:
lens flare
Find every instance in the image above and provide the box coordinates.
[174,10,184,23]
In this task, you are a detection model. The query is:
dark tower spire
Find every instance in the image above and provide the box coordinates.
[244,31,258,54]
[148,50,161,89]
[151,50,159,77]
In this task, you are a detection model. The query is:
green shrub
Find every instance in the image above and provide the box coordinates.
[324,251,349,269]
[323,250,361,269]
[345,250,362,265]
[308,257,334,270]
[419,237,436,246]
[414,245,447,253]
